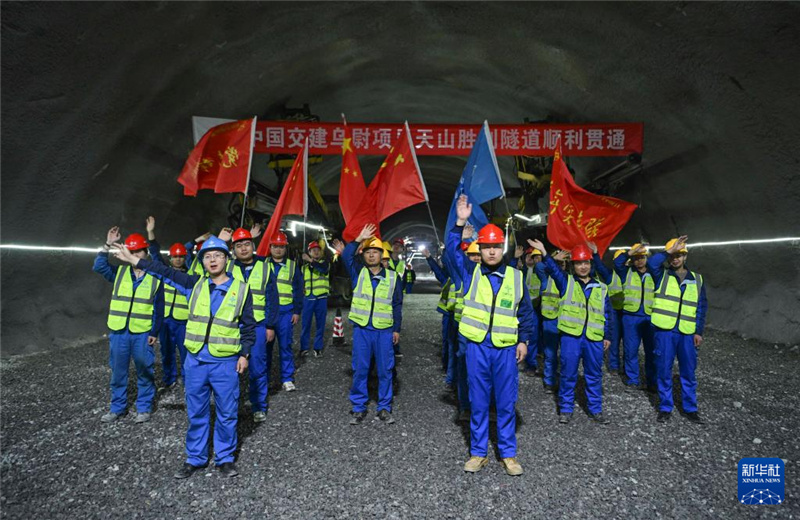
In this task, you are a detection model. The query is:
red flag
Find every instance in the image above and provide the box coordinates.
[339,119,367,224]
[547,145,637,256]
[178,118,256,196]
[256,138,308,256]
[342,122,429,242]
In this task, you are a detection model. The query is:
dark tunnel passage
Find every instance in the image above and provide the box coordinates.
[1,2,800,517]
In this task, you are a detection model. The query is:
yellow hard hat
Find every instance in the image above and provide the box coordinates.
[628,243,650,257]
[362,237,384,251]
[382,241,391,251]
[665,238,688,254]
[382,248,390,259]
[613,250,626,260]
[466,242,480,255]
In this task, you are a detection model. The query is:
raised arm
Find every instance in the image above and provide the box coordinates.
[93,226,121,282]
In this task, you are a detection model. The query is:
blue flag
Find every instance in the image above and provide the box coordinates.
[445,121,505,238]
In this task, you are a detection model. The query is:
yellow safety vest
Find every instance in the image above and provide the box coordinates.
[608,271,624,310]
[623,268,655,315]
[453,282,464,323]
[349,268,397,329]
[273,259,296,306]
[391,258,406,279]
[459,264,523,348]
[651,271,703,334]
[525,266,541,306]
[557,276,608,341]
[540,275,560,320]
[164,284,189,321]
[188,254,204,276]
[231,260,273,322]
[108,266,161,333]
[437,279,459,314]
[184,277,249,357]
[303,264,330,297]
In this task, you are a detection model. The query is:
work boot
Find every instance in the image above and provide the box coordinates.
[300,350,310,358]
[589,413,609,425]
[657,411,671,423]
[253,411,267,423]
[559,412,572,424]
[502,457,524,476]
[685,412,705,425]
[377,409,395,424]
[313,349,324,358]
[463,456,489,473]
[174,463,201,479]
[282,381,296,392]
[349,411,367,425]
[134,413,151,424]
[101,412,121,423]
[218,462,239,478]
[543,384,555,394]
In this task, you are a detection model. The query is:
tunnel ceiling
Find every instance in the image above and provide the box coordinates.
[3,1,799,246]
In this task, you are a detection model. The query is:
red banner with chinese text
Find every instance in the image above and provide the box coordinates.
[253,122,642,156]
[547,147,637,256]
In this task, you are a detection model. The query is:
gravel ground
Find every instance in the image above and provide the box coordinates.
[2,287,798,519]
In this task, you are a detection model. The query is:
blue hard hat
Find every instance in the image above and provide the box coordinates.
[198,235,229,258]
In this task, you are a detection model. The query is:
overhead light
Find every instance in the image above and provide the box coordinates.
[515,213,546,226]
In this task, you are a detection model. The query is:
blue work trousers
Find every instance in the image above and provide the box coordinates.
[542,318,560,387]
[558,334,604,415]
[267,311,296,383]
[350,327,395,413]
[653,329,698,413]
[300,298,327,351]
[159,317,187,386]
[455,333,470,411]
[607,310,623,371]
[622,314,655,386]
[108,331,155,414]
[248,324,268,412]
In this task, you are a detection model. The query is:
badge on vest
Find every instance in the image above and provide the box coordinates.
[500,299,513,308]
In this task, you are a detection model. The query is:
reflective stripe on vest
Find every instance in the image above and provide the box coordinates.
[540,276,560,320]
[231,260,272,322]
[107,266,160,333]
[458,264,523,348]
[275,259,296,306]
[525,267,541,306]
[557,276,607,341]
[188,255,204,276]
[164,284,189,321]
[437,280,452,313]
[651,271,703,334]
[392,259,406,278]
[184,278,248,357]
[303,264,330,297]
[349,268,396,329]
[623,268,655,315]
[608,271,624,310]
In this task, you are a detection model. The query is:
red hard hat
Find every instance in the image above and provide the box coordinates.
[476,224,505,245]
[232,227,252,243]
[125,233,149,251]
[460,241,470,251]
[270,231,289,246]
[307,241,320,251]
[169,243,187,257]
[196,240,205,251]
[571,244,592,261]
[392,238,405,246]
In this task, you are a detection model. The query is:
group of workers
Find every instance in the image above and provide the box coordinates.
[94,191,708,479]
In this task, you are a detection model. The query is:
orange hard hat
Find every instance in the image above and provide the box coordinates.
[270,232,289,246]
[477,224,505,244]
[571,244,592,261]
[613,250,626,260]
[362,237,384,251]
[466,242,480,255]
[665,238,688,254]
[169,243,187,257]
[125,233,149,251]
[232,228,252,243]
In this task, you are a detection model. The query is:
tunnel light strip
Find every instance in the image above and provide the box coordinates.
[2,236,798,255]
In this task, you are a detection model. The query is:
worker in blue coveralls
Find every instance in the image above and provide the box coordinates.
[227,227,278,423]
[300,240,330,358]
[404,264,416,294]
[94,227,164,424]
[613,242,657,392]
[450,195,536,477]
[113,236,256,479]
[605,250,626,374]
[387,238,407,357]
[425,246,456,383]
[511,244,544,375]
[530,239,614,425]
[648,236,708,425]
[534,246,567,394]
[266,231,303,392]
[333,224,403,425]
[145,216,190,389]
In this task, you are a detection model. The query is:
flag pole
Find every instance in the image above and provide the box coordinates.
[240,116,258,228]
[425,200,441,248]
[404,121,441,247]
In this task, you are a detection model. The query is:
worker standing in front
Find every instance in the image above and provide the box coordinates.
[113,236,255,478]
[648,236,708,424]
[450,195,536,476]
[334,224,403,425]
[229,227,278,422]
[531,239,614,425]
[94,227,164,424]
[606,250,626,374]
[300,240,331,358]
[535,247,567,394]
[425,248,455,382]
[614,243,657,392]
[266,231,303,392]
